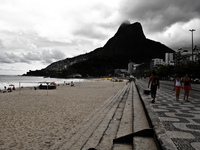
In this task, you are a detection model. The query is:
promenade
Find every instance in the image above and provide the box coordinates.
[59,78,200,150]
[136,79,200,150]
[59,81,157,150]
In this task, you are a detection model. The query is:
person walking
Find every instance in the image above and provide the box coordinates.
[174,75,182,101]
[148,71,160,103]
[183,74,191,101]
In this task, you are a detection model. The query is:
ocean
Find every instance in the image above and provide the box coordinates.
[0,75,86,90]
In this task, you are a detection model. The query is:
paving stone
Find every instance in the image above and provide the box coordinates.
[191,142,200,150]
[166,131,195,139]
[159,117,180,122]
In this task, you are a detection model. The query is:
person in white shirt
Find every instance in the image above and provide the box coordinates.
[174,75,182,101]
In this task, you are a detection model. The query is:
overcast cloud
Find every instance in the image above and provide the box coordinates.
[0,0,200,75]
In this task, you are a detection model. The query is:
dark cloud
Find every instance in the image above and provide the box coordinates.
[119,0,200,32]
[0,30,75,52]
[22,52,41,61]
[0,53,14,63]
[41,49,66,64]
[0,52,24,63]
[0,50,66,64]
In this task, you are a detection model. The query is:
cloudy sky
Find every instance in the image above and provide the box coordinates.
[0,0,200,75]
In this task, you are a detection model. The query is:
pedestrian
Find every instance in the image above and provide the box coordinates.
[148,71,160,103]
[71,81,74,87]
[174,75,182,101]
[183,74,191,101]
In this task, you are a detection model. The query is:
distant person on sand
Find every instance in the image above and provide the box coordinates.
[174,74,182,101]
[183,74,191,101]
[71,81,74,87]
[148,71,160,103]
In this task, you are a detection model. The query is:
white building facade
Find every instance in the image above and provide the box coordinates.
[152,58,164,66]
[165,53,174,65]
[150,58,164,70]
[128,62,134,74]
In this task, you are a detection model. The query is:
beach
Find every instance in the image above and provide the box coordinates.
[0,80,126,150]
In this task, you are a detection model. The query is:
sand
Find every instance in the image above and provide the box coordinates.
[0,80,126,150]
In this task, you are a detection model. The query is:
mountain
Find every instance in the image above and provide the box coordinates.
[25,22,174,77]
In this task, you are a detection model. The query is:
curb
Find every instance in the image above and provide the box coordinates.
[135,81,177,150]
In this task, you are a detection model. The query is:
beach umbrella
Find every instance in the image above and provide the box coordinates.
[50,82,56,85]
[9,84,15,86]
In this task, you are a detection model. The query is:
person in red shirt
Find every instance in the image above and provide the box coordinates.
[183,74,191,101]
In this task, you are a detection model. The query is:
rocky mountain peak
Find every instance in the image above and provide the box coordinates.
[115,22,146,40]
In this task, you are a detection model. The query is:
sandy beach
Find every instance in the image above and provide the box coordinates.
[0,80,126,150]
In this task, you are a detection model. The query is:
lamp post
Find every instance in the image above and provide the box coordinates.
[189,29,195,61]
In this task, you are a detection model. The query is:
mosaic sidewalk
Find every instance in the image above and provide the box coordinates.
[136,79,200,150]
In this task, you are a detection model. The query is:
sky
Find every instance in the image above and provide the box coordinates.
[0,0,200,75]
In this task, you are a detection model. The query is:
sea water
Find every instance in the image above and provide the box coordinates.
[0,75,86,90]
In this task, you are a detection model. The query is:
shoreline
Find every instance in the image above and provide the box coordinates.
[0,75,89,90]
[0,77,126,93]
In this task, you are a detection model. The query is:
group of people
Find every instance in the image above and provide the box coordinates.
[174,74,191,101]
[0,86,15,93]
[148,71,191,103]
